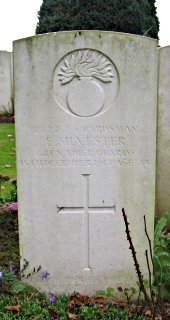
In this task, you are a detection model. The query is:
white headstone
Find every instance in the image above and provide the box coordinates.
[14,31,157,295]
[0,51,13,113]
[156,46,170,220]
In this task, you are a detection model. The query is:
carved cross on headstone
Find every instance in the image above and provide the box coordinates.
[57,174,115,271]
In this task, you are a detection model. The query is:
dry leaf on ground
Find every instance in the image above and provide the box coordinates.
[48,307,58,319]
[91,297,105,304]
[67,312,78,319]
[96,304,108,312]
[68,292,91,309]
[143,307,151,317]
[4,164,11,168]
[4,305,21,312]
[125,307,133,318]
[155,314,162,320]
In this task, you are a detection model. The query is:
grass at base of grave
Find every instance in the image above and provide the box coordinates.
[0,123,18,270]
[0,123,16,200]
[0,291,146,320]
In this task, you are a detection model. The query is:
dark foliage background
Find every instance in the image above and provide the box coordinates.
[36,0,159,39]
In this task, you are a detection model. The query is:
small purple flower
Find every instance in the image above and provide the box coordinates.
[0,271,3,280]
[48,294,56,303]
[9,266,14,272]
[41,270,50,280]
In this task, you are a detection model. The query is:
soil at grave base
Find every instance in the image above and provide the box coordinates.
[0,214,20,272]
[0,115,15,123]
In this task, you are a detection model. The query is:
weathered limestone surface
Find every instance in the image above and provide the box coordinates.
[0,51,13,113]
[14,31,157,295]
[156,46,170,220]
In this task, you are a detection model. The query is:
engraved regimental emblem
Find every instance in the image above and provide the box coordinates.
[53,49,119,117]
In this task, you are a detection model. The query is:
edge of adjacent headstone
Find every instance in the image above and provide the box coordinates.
[156,44,170,224]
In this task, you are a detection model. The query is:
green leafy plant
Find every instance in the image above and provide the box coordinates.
[0,269,17,293]
[0,268,38,296]
[97,287,114,297]
[9,280,35,294]
[153,211,170,301]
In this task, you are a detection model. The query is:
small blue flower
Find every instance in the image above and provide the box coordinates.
[0,271,3,280]
[41,270,50,280]
[9,266,14,272]
[48,294,56,303]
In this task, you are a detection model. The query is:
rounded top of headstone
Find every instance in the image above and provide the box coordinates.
[13,30,158,47]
